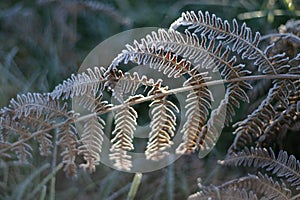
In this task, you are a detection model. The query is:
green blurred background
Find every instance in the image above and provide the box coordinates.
[0,0,299,199]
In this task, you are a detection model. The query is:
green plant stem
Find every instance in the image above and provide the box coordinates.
[1,73,300,154]
[26,162,63,200]
[127,173,143,200]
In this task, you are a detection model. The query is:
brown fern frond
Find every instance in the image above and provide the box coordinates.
[109,97,138,171]
[258,97,300,148]
[51,66,106,100]
[189,172,291,200]
[0,93,72,161]
[145,87,179,161]
[111,43,193,79]
[219,147,300,190]
[57,113,79,177]
[219,172,292,199]
[1,93,60,120]
[188,187,259,200]
[9,123,33,163]
[78,114,105,173]
[176,73,213,154]
[229,63,300,153]
[169,10,290,74]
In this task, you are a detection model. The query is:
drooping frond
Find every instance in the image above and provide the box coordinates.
[188,187,259,200]
[188,172,292,200]
[57,112,79,177]
[219,147,300,190]
[219,172,292,199]
[229,63,300,153]
[0,93,74,162]
[176,73,213,154]
[169,10,289,74]
[78,114,105,173]
[109,96,139,171]
[145,87,179,161]
[51,66,106,100]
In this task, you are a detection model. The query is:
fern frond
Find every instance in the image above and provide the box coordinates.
[169,10,288,74]
[145,88,179,161]
[0,93,72,161]
[188,187,259,200]
[111,43,193,79]
[34,120,53,156]
[57,113,79,177]
[1,93,60,120]
[51,66,106,100]
[9,123,33,163]
[109,97,138,171]
[219,172,292,199]
[230,64,300,152]
[219,147,300,190]
[176,73,213,154]
[78,114,105,173]
[258,98,300,147]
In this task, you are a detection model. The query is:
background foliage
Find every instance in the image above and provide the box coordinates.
[0,0,299,199]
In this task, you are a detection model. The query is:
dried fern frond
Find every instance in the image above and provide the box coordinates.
[188,187,259,200]
[219,147,300,190]
[109,97,138,171]
[169,10,288,74]
[145,87,179,161]
[176,73,213,154]
[57,112,79,177]
[78,114,105,173]
[111,43,193,79]
[0,93,74,162]
[189,172,292,200]
[51,66,106,100]
[219,172,292,199]
[230,63,300,152]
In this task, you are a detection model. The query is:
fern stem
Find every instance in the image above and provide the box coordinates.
[76,73,300,121]
[127,173,143,200]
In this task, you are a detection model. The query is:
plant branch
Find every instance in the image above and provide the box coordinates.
[1,73,299,154]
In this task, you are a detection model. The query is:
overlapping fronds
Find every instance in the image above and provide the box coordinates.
[229,61,300,152]
[0,93,73,162]
[219,147,300,190]
[219,172,292,199]
[188,172,292,200]
[188,187,258,200]
[0,10,299,189]
[169,10,290,74]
